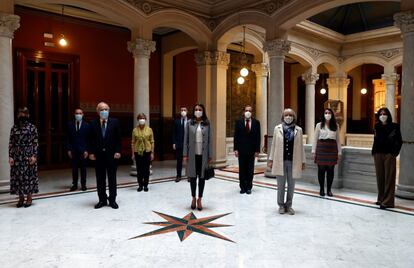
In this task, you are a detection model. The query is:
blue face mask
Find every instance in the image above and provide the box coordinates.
[100,110,109,119]
[75,114,83,121]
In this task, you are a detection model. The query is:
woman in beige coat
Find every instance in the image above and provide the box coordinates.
[268,108,305,215]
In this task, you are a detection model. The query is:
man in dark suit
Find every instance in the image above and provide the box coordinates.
[88,102,121,209]
[172,106,188,182]
[234,105,261,194]
[67,108,90,191]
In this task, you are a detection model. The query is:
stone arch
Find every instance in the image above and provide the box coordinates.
[315,55,340,73]
[275,0,400,32]
[288,44,315,69]
[342,54,389,72]
[142,10,212,50]
[213,11,273,46]
[388,55,403,70]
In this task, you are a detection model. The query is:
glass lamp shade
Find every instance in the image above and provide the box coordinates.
[237,77,245,85]
[361,88,367,95]
[240,67,249,77]
[320,88,326,95]
[59,35,68,46]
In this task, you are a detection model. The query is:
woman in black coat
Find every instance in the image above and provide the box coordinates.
[372,107,402,209]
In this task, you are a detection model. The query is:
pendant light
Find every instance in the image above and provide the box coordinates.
[59,5,68,47]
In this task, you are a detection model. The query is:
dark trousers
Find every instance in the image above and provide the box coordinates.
[374,153,396,207]
[175,147,184,178]
[238,153,255,191]
[135,152,151,187]
[190,155,205,198]
[318,165,335,192]
[71,151,87,187]
[95,152,118,203]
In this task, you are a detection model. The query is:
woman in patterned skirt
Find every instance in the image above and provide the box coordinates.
[8,107,39,207]
[312,108,342,197]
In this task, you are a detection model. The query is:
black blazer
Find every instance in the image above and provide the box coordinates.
[88,118,121,155]
[234,118,261,155]
[172,117,187,149]
[67,120,90,153]
[372,122,402,156]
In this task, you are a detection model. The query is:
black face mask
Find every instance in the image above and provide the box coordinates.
[18,116,28,124]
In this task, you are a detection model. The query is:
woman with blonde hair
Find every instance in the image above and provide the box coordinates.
[268,108,305,215]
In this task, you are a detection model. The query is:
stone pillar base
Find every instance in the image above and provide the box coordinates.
[212,158,227,169]
[258,153,267,162]
[0,179,9,194]
[396,184,414,199]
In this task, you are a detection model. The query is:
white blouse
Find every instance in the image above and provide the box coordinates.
[312,122,342,154]
[195,123,203,155]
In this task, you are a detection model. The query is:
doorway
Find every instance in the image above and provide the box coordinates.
[14,49,80,169]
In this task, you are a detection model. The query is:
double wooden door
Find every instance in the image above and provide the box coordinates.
[15,49,79,169]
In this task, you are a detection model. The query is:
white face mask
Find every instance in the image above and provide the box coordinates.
[244,111,252,119]
[284,116,293,125]
[324,114,332,121]
[138,119,146,125]
[181,111,187,117]
[379,115,388,123]
[194,110,203,118]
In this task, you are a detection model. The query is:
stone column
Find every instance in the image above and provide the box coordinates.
[381,73,400,122]
[127,38,156,123]
[263,39,290,177]
[302,71,319,144]
[210,51,230,168]
[394,11,414,199]
[251,63,269,162]
[0,13,20,192]
[327,72,350,145]
[194,51,212,113]
[264,39,291,134]
[127,38,156,176]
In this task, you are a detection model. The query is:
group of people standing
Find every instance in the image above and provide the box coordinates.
[8,101,402,213]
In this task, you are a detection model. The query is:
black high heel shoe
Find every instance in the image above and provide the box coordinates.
[16,197,24,208]
[191,198,196,210]
[319,189,325,197]
[197,198,203,211]
[24,198,32,208]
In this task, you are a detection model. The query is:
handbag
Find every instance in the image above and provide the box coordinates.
[204,166,215,180]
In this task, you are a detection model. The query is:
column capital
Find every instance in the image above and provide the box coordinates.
[194,51,230,66]
[301,71,319,85]
[394,10,414,34]
[127,38,156,58]
[0,13,20,38]
[382,73,400,85]
[251,63,269,77]
[327,73,350,89]
[263,39,291,58]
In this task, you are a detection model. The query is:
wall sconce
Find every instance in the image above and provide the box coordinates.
[361,88,367,95]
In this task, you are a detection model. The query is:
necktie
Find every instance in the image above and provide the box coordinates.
[76,121,80,132]
[101,120,106,138]
[246,119,250,132]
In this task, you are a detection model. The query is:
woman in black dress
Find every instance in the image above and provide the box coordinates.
[8,107,39,207]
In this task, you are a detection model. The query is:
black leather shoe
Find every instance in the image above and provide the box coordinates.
[109,201,119,209]
[327,191,333,197]
[175,177,181,182]
[24,200,32,208]
[319,190,325,197]
[240,190,246,194]
[81,185,87,191]
[94,201,107,209]
[379,205,386,210]
[375,201,381,205]
[16,201,24,208]
[137,186,143,192]
[246,190,252,195]
[144,187,149,192]
[70,185,78,191]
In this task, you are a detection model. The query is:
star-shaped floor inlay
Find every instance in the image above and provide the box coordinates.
[129,211,234,243]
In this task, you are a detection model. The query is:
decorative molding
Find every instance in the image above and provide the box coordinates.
[0,13,20,38]
[263,39,291,57]
[251,63,269,77]
[381,73,400,85]
[377,48,402,59]
[194,51,230,66]
[394,11,414,34]
[127,38,156,58]
[301,71,319,85]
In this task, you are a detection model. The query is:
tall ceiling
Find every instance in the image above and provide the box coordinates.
[308,1,401,35]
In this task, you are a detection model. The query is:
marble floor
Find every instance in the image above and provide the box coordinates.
[1,162,414,267]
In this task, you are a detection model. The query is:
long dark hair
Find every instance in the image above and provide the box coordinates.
[376,107,393,124]
[321,108,337,131]
[190,103,209,125]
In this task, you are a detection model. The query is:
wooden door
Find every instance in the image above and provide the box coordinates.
[14,49,80,169]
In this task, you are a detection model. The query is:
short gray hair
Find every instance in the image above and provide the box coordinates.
[281,108,297,123]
